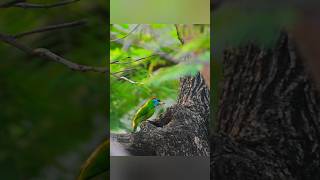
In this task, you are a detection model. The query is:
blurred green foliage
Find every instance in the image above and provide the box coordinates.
[110,24,209,132]
[78,140,109,180]
[0,1,107,179]
[213,1,297,59]
[110,0,209,24]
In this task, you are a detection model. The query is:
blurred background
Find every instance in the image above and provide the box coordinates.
[110,0,209,24]
[0,0,107,179]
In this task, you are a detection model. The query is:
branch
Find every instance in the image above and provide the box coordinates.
[2,0,80,9]
[109,55,157,84]
[34,48,107,73]
[156,52,179,64]
[0,33,108,73]
[110,35,179,64]
[14,20,87,39]
[175,24,184,45]
[111,68,136,74]
[110,24,140,42]
[110,54,156,64]
[111,74,138,84]
[0,0,24,8]
[0,33,33,53]
[110,56,130,64]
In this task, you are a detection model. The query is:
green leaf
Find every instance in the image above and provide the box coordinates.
[78,140,109,180]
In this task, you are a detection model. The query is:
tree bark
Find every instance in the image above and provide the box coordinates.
[111,73,210,156]
[211,33,320,179]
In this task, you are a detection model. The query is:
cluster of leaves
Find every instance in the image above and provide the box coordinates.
[110,24,210,132]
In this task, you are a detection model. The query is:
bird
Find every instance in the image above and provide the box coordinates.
[132,97,163,132]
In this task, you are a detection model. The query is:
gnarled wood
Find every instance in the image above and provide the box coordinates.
[111,73,210,156]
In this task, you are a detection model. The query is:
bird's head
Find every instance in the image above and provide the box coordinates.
[151,97,163,107]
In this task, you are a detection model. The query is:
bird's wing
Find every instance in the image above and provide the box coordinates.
[132,100,152,120]
[132,103,152,122]
[132,101,155,130]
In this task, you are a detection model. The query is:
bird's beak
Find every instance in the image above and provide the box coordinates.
[160,102,165,105]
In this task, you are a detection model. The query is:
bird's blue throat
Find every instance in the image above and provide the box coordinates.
[152,98,160,107]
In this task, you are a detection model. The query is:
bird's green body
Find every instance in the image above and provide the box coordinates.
[132,97,162,132]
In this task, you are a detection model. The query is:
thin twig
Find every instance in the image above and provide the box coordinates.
[110,24,140,42]
[0,33,33,53]
[110,54,156,64]
[0,32,108,73]
[34,48,108,73]
[14,20,87,39]
[111,68,136,75]
[110,34,179,64]
[175,24,184,45]
[118,76,138,84]
[0,0,24,8]
[13,0,80,9]
[112,74,138,84]
[109,56,131,64]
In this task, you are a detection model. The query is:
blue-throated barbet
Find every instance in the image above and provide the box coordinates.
[132,97,163,132]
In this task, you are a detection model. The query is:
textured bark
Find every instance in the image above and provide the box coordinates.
[111,73,210,156]
[211,33,320,179]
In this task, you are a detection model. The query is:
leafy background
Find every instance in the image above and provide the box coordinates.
[0,1,107,179]
[110,24,210,132]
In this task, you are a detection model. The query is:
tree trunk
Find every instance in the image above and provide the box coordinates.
[111,73,210,156]
[211,33,320,179]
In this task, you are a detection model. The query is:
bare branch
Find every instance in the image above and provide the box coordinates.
[0,33,33,53]
[110,54,156,64]
[110,24,140,42]
[33,48,107,73]
[156,52,179,64]
[12,0,80,9]
[175,24,185,45]
[111,74,138,84]
[0,32,107,73]
[0,0,24,8]
[14,20,86,39]
[110,56,131,64]
[111,68,136,75]
[110,36,179,64]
